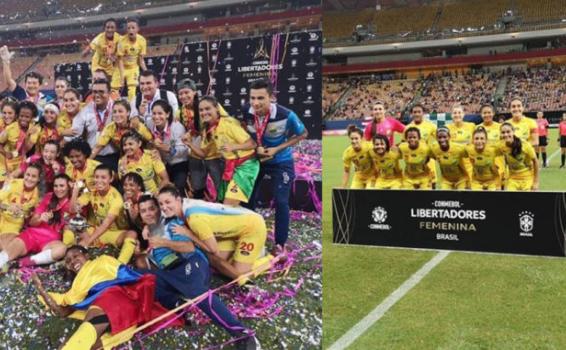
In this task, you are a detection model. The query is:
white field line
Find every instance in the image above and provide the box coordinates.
[328,250,451,350]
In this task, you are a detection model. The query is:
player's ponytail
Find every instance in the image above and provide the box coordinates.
[510,135,522,158]
[502,122,522,158]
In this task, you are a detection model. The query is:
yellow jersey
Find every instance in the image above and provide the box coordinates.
[65,158,100,192]
[447,122,475,145]
[406,120,437,144]
[49,255,121,306]
[478,122,501,145]
[508,117,537,143]
[117,34,147,70]
[497,141,536,177]
[0,178,39,216]
[90,32,121,72]
[398,141,431,178]
[430,142,467,181]
[0,122,40,156]
[465,145,501,181]
[96,121,152,149]
[118,151,166,194]
[78,186,126,230]
[207,117,255,160]
[369,147,402,179]
[343,142,374,177]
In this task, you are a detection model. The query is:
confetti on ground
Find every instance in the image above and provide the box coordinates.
[0,209,321,349]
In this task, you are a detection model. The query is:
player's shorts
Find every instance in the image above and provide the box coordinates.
[538,136,548,147]
[19,227,60,254]
[373,177,403,190]
[63,229,76,246]
[217,215,266,265]
[351,174,373,189]
[471,179,498,191]
[403,175,432,190]
[506,176,534,191]
[440,177,468,190]
[111,67,139,89]
[87,227,126,247]
[561,136,566,148]
[0,215,24,235]
[224,179,250,203]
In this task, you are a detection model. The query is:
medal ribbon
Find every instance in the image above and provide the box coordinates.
[253,111,271,147]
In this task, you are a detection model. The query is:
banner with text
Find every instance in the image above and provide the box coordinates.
[333,189,566,257]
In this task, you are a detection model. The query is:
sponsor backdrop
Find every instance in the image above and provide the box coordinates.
[55,31,322,139]
[333,189,566,257]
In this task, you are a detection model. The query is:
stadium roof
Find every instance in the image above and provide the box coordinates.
[323,27,566,56]
[0,0,264,32]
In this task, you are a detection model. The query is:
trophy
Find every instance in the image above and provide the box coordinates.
[67,213,90,235]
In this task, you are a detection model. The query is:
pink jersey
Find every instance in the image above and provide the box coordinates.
[33,193,71,234]
[536,118,549,136]
[560,121,566,136]
[364,117,405,145]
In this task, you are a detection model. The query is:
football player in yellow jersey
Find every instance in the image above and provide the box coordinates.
[498,123,539,191]
[116,18,147,100]
[71,164,138,263]
[370,134,403,189]
[0,100,17,182]
[82,19,120,80]
[466,127,501,191]
[0,164,41,248]
[447,105,474,178]
[157,186,271,280]
[57,89,83,140]
[430,127,469,190]
[407,104,437,187]
[117,130,169,194]
[63,139,100,192]
[478,104,504,187]
[341,125,374,189]
[90,100,152,159]
[185,96,258,206]
[0,101,41,184]
[398,127,432,190]
[508,98,538,146]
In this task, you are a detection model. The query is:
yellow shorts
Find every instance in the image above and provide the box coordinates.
[62,229,76,246]
[351,174,373,189]
[217,216,266,265]
[87,227,125,247]
[224,179,250,203]
[403,176,432,190]
[471,179,498,191]
[111,67,139,88]
[506,176,533,191]
[440,178,468,190]
[374,177,403,190]
[0,214,24,235]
